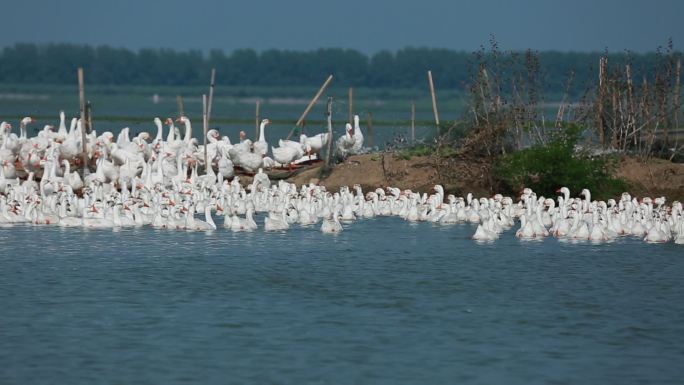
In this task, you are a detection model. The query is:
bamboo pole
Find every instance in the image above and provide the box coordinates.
[348,87,353,125]
[427,70,440,128]
[325,97,334,167]
[207,68,216,129]
[78,68,88,175]
[202,94,208,169]
[288,74,334,140]
[367,112,374,148]
[297,75,333,127]
[411,101,416,143]
[176,95,185,118]
[255,99,260,139]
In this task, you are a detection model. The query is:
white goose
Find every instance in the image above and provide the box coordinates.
[300,132,329,156]
[335,123,355,159]
[321,208,343,233]
[472,217,499,241]
[191,204,217,231]
[351,114,364,154]
[63,160,84,191]
[231,207,257,231]
[264,209,289,231]
[253,119,270,157]
[272,143,306,170]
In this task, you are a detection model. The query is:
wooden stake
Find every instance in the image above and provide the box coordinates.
[78,67,88,175]
[411,101,416,143]
[325,97,334,167]
[255,99,260,139]
[176,95,185,118]
[367,112,374,148]
[202,94,208,169]
[86,100,93,134]
[348,87,353,125]
[427,70,440,127]
[207,68,216,129]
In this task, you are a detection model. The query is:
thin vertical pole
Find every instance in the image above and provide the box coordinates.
[325,97,334,167]
[348,87,353,125]
[411,101,416,144]
[78,67,88,175]
[203,94,208,169]
[366,112,374,148]
[176,95,185,118]
[86,100,93,134]
[597,57,607,147]
[255,99,260,139]
[427,70,440,127]
[207,68,216,129]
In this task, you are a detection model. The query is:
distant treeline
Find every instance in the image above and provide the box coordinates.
[0,43,677,94]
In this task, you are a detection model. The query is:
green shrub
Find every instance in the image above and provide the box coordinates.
[493,125,628,200]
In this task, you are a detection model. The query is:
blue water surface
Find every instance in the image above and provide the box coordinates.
[1,217,683,385]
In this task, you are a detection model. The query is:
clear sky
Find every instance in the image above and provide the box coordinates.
[3,0,682,53]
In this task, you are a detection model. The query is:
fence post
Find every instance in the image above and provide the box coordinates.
[176,95,184,118]
[325,97,334,166]
[78,68,88,175]
[367,112,374,148]
[427,70,440,132]
[411,101,416,144]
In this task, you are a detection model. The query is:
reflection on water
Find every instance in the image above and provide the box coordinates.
[1,217,683,385]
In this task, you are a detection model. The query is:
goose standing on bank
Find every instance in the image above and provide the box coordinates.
[300,132,329,157]
[272,143,308,170]
[253,119,270,157]
[351,114,364,154]
[336,123,355,159]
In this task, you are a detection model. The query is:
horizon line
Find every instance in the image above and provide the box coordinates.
[2,41,681,56]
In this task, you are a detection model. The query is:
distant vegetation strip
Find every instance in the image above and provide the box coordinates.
[0,42,679,95]
[0,115,434,127]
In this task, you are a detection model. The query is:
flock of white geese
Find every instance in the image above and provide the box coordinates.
[0,113,682,243]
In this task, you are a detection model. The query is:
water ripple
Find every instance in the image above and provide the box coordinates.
[1,217,683,385]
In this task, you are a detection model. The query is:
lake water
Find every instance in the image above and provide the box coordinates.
[1,217,683,384]
[0,85,450,149]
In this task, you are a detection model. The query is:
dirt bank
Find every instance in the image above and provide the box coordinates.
[283,153,684,201]
[615,157,684,201]
[288,153,492,197]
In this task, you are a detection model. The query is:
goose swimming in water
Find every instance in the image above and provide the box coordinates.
[321,208,343,233]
